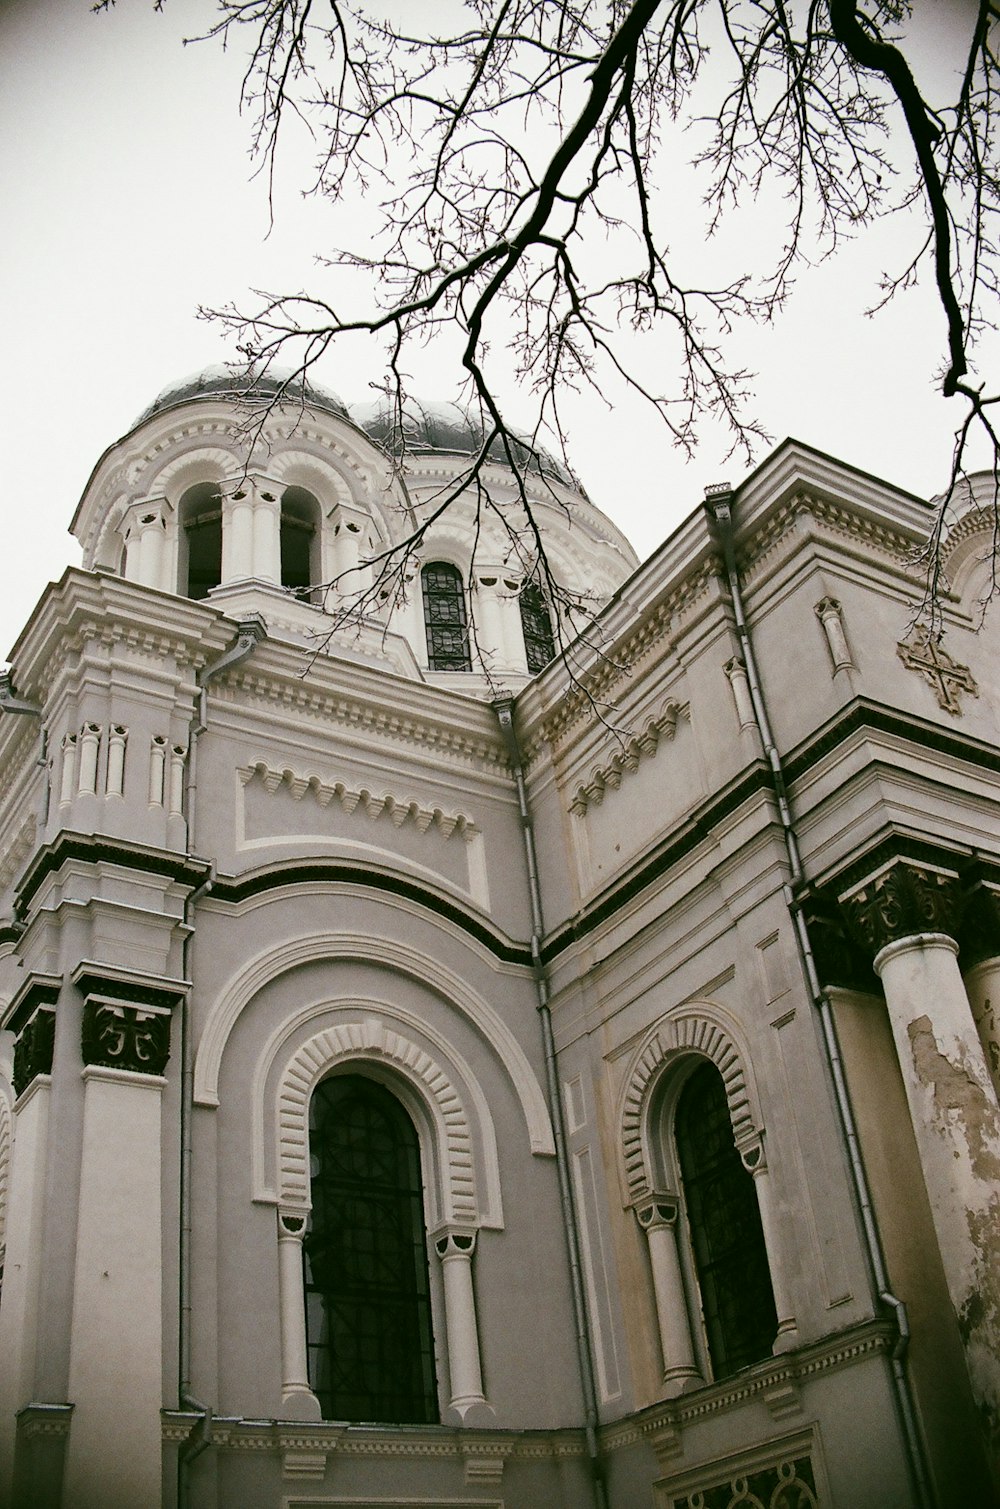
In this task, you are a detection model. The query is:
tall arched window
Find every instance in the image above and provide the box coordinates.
[179,482,222,599]
[519,580,556,673]
[304,1074,439,1423]
[675,1061,778,1376]
[422,562,471,671]
[280,486,321,597]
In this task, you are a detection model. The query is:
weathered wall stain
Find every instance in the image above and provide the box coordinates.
[907,1015,1000,1181]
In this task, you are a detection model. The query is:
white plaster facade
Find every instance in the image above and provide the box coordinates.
[0,371,997,1508]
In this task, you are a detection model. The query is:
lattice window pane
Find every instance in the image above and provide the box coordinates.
[519,581,556,673]
[304,1075,439,1424]
[422,562,471,670]
[675,1061,778,1377]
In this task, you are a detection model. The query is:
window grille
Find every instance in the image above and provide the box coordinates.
[422,562,471,671]
[672,1453,818,1508]
[675,1061,778,1376]
[304,1074,438,1424]
[519,581,556,673]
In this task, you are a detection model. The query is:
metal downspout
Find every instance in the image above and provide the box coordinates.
[494,698,609,1509]
[705,488,934,1509]
[177,616,267,1509]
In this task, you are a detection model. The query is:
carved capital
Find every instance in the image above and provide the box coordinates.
[81,1001,171,1075]
[839,861,963,957]
[12,1009,55,1097]
[634,1194,679,1232]
[961,881,1000,970]
[434,1226,478,1260]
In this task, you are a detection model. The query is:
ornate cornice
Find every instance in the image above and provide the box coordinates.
[240,759,480,840]
[569,701,686,816]
[736,491,917,591]
[15,831,211,916]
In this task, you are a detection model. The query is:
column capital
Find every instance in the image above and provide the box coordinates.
[633,1193,679,1232]
[838,859,963,957]
[433,1224,478,1260]
[73,963,188,1077]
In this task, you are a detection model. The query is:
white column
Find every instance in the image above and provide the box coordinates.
[874,931,1000,1433]
[741,1147,798,1350]
[134,512,166,590]
[148,737,166,806]
[635,1197,702,1395]
[276,1212,322,1420]
[252,489,282,583]
[62,1064,166,1509]
[0,1076,51,1505]
[222,487,255,582]
[105,726,127,798]
[77,723,101,797]
[59,734,78,806]
[434,1228,492,1423]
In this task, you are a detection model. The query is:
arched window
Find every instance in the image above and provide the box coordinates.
[280,486,321,597]
[422,562,471,671]
[179,482,222,599]
[519,580,556,673]
[304,1074,439,1423]
[674,1061,778,1376]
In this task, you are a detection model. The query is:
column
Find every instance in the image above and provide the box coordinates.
[434,1227,493,1424]
[221,485,255,582]
[276,1211,321,1420]
[740,1143,798,1350]
[61,972,183,1509]
[960,880,1000,1104]
[634,1196,702,1395]
[128,502,168,591]
[841,860,1000,1441]
[251,487,282,584]
[471,573,506,673]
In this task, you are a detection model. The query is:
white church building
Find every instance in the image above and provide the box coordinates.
[0,369,997,1508]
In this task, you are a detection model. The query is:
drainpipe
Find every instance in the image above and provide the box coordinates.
[177,616,267,1509]
[494,697,609,1509]
[705,486,934,1509]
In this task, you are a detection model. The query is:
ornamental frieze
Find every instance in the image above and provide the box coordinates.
[838,861,963,957]
[81,1001,171,1076]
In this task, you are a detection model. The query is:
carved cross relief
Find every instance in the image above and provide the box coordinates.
[897,632,978,715]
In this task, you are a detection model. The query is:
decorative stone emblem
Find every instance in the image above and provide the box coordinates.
[81,1001,171,1075]
[12,1009,56,1097]
[839,861,963,955]
[897,631,978,715]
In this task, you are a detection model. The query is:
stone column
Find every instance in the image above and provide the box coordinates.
[434,1227,493,1423]
[841,860,1000,1446]
[61,968,185,1509]
[634,1195,702,1395]
[124,500,168,591]
[251,486,282,584]
[222,484,255,582]
[471,572,506,673]
[961,880,1000,1104]
[276,1211,321,1420]
[739,1141,798,1350]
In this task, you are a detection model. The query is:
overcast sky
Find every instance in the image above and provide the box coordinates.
[1,0,993,660]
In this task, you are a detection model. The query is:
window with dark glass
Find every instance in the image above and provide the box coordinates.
[675,1061,777,1377]
[304,1074,438,1424]
[519,581,556,673]
[180,482,222,600]
[422,562,471,671]
[280,486,320,596]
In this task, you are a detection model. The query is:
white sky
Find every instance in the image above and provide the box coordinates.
[1,0,994,660]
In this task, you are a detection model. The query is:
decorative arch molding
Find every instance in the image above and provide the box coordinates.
[193,929,554,1157]
[151,447,242,502]
[263,1004,501,1230]
[618,1003,763,1205]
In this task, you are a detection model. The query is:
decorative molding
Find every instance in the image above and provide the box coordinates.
[897,630,978,714]
[619,1008,760,1206]
[569,702,685,816]
[240,759,480,840]
[838,859,963,956]
[738,491,916,586]
[724,658,755,730]
[0,813,36,894]
[275,1019,480,1225]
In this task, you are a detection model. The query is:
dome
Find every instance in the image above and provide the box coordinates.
[133,364,351,426]
[351,397,580,490]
